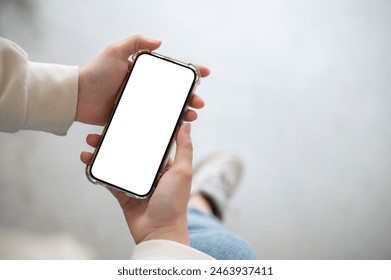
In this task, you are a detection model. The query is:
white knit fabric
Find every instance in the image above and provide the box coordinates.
[132,240,214,260]
[0,37,78,135]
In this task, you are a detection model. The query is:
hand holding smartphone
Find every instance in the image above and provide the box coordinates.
[86,50,200,199]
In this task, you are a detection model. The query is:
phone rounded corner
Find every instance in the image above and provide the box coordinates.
[85,164,98,185]
[188,63,201,87]
[131,49,152,63]
[140,186,157,200]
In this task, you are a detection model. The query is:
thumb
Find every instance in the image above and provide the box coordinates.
[172,123,193,173]
[116,34,162,60]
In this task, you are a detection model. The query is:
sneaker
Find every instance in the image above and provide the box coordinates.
[191,151,243,219]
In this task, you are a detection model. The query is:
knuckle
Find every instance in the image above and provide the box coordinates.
[172,165,192,181]
[104,43,121,56]
[131,34,143,41]
[183,139,193,152]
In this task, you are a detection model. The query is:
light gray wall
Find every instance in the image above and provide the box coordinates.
[1,0,390,259]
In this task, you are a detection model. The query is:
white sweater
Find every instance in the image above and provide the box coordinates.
[0,37,213,260]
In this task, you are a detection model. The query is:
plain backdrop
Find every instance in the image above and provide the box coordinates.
[0,0,390,259]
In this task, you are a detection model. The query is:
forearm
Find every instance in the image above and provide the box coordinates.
[134,222,190,246]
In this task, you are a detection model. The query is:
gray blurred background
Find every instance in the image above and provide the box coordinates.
[0,0,390,259]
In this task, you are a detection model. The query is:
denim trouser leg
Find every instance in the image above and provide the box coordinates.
[188,208,256,260]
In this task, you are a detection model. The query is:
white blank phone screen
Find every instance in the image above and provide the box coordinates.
[90,53,196,196]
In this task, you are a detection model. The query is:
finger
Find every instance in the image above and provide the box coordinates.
[195,65,211,78]
[115,35,162,60]
[189,94,205,109]
[86,134,101,148]
[80,151,93,164]
[162,158,173,174]
[172,123,193,173]
[184,110,198,122]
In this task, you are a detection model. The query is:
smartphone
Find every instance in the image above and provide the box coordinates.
[86,50,200,199]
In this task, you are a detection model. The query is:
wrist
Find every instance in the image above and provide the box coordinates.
[137,224,190,246]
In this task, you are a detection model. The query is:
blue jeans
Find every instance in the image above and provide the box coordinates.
[188,208,257,260]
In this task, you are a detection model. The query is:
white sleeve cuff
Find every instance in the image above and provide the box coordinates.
[24,61,78,135]
[131,240,215,260]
